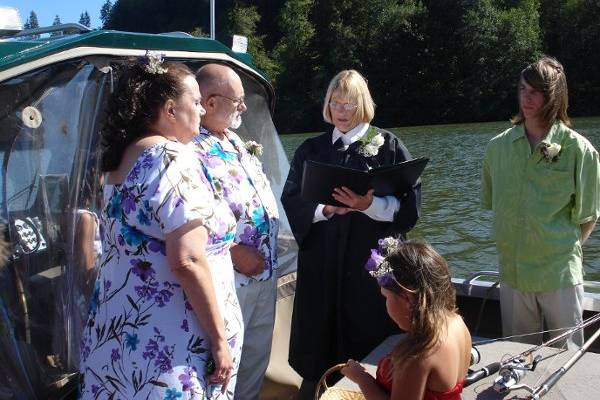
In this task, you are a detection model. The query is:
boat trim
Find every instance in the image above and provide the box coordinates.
[452,277,600,313]
[0,47,262,82]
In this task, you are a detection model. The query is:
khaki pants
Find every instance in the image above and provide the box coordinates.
[234,277,277,400]
[499,283,584,350]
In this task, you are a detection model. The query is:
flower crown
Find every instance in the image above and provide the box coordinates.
[364,236,417,293]
[143,51,168,75]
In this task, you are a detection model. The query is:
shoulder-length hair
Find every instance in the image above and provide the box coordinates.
[511,55,570,128]
[322,70,375,128]
[380,241,456,370]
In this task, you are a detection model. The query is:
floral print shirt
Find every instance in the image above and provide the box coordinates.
[79,141,243,399]
[194,128,279,287]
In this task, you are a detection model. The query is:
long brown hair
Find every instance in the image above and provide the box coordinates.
[380,241,456,369]
[511,55,570,128]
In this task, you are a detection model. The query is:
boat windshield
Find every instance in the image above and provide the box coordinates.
[0,55,296,399]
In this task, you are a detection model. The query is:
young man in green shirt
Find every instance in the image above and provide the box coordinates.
[481,56,600,348]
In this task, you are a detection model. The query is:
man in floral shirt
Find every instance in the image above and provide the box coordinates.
[481,56,600,348]
[194,64,279,399]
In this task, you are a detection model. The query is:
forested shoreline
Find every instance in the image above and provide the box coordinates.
[32,1,600,133]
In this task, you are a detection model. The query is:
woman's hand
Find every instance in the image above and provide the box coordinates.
[341,359,372,387]
[332,187,374,211]
[322,204,353,218]
[230,243,265,277]
[208,340,234,392]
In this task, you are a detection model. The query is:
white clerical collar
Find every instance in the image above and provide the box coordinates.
[332,123,370,146]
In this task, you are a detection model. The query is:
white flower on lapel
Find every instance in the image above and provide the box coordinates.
[540,143,561,162]
[358,128,384,157]
[244,140,263,157]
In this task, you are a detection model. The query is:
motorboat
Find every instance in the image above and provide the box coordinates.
[0,8,598,400]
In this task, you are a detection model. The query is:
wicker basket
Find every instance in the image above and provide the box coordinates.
[314,363,366,400]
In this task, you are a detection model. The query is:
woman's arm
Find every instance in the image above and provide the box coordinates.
[342,359,389,400]
[166,220,233,390]
[281,142,321,246]
[75,212,98,274]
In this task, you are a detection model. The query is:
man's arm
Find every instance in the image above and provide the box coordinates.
[580,219,597,243]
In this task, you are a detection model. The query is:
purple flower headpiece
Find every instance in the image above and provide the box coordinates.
[365,236,417,293]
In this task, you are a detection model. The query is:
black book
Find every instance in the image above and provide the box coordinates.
[301,157,429,207]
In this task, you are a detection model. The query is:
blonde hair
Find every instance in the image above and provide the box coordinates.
[381,241,457,370]
[511,55,570,128]
[322,70,375,127]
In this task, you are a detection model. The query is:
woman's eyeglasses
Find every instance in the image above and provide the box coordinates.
[329,101,358,111]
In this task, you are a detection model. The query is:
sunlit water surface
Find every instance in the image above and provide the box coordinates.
[280,117,600,283]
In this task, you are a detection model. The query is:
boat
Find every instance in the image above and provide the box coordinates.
[0,10,297,399]
[0,7,598,400]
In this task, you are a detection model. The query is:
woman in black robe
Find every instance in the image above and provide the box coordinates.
[281,70,421,395]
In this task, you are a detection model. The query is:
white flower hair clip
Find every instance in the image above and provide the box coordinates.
[144,51,168,75]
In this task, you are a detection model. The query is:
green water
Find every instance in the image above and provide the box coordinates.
[280,117,600,282]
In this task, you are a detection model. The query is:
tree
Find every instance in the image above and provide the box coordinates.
[228,1,279,81]
[50,15,62,36]
[272,0,320,131]
[23,11,40,38]
[79,11,91,28]
[100,0,113,28]
[190,27,209,37]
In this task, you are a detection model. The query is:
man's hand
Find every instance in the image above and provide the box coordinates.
[332,187,374,211]
[230,244,265,276]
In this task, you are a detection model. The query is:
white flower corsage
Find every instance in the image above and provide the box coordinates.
[144,51,168,75]
[358,127,384,157]
[540,143,561,163]
[244,140,263,157]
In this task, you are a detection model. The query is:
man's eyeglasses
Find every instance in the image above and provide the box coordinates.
[210,93,246,108]
[329,101,358,111]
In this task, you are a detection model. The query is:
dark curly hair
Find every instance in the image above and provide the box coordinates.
[100,60,195,171]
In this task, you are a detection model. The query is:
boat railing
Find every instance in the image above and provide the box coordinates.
[7,23,91,39]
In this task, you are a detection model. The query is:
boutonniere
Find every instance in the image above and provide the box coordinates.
[244,140,263,157]
[540,143,561,163]
[358,127,384,157]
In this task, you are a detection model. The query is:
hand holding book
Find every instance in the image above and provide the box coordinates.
[301,158,428,207]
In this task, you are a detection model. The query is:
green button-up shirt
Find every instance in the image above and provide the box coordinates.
[481,122,600,292]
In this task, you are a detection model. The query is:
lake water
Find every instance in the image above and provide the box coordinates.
[279,117,600,283]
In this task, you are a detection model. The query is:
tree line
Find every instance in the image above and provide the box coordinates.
[26,1,600,133]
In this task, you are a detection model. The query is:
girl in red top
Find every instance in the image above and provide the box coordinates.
[342,239,472,400]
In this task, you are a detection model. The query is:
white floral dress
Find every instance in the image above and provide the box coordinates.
[79,141,243,400]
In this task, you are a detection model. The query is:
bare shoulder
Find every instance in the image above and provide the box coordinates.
[428,314,472,391]
[391,355,432,399]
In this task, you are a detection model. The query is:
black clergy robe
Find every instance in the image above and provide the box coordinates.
[281,126,421,380]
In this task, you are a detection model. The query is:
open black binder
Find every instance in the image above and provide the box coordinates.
[301,157,429,207]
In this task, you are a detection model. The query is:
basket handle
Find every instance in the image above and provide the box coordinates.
[314,363,347,400]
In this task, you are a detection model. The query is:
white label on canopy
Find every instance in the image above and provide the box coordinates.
[232,35,248,53]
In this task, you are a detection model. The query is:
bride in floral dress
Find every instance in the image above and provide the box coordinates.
[79,57,242,399]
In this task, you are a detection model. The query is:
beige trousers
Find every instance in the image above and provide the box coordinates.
[234,276,277,400]
[499,283,584,350]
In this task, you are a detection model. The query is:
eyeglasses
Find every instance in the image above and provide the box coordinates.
[211,93,246,108]
[329,101,358,111]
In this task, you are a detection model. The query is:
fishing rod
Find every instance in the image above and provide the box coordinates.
[492,313,600,396]
[528,324,600,399]
[503,312,600,365]
[464,313,600,389]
